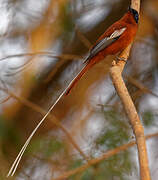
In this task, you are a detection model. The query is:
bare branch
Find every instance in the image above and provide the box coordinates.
[109,1,151,180]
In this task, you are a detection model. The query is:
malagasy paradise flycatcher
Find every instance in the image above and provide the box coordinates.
[65,7,139,95]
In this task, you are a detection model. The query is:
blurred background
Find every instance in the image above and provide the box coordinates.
[0,0,158,179]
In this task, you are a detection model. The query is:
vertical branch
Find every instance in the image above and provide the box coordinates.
[110,0,151,180]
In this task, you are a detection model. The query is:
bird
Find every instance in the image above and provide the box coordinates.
[65,6,139,95]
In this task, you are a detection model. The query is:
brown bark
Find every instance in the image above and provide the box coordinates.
[109,1,151,179]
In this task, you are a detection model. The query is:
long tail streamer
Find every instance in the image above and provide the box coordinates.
[7,64,86,177]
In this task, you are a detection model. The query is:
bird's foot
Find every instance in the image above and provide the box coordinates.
[116,56,127,63]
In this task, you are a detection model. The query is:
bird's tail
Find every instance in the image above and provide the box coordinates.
[65,61,95,95]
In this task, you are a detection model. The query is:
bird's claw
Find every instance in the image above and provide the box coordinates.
[116,56,127,63]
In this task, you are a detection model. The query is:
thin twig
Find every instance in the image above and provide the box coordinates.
[75,27,92,49]
[0,52,81,62]
[52,132,158,180]
[125,75,158,98]
[0,52,82,77]
[0,94,11,104]
[109,1,151,180]
[44,59,67,84]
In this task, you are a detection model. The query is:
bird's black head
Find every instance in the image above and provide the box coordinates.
[128,7,139,23]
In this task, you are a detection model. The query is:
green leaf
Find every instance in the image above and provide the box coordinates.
[43,138,63,157]
[142,111,154,127]
[69,159,83,170]
[27,137,64,157]
[60,2,74,34]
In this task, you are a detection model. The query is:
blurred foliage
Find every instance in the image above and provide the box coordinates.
[73,167,94,180]
[0,115,21,156]
[96,109,130,148]
[66,108,134,180]
[26,136,64,158]
[142,111,155,127]
[60,2,74,36]
[69,159,83,170]
[95,108,133,180]
[94,152,132,180]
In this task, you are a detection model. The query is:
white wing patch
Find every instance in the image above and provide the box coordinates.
[84,27,127,63]
[107,27,126,40]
